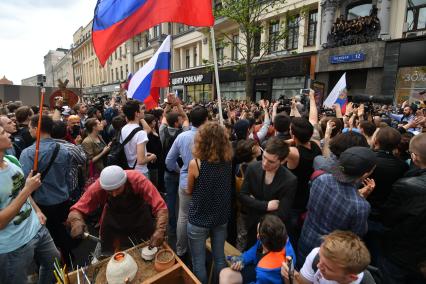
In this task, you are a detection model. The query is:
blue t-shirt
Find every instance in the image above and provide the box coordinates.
[0,156,41,254]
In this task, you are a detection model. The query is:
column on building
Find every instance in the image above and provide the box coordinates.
[126,39,135,74]
[179,48,184,70]
[197,41,202,66]
[377,0,391,39]
[297,12,306,54]
[320,0,338,46]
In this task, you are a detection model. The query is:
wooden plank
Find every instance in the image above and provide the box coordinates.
[141,263,181,284]
[205,238,241,256]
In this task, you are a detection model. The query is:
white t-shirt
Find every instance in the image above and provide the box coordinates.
[120,123,149,174]
[300,248,364,284]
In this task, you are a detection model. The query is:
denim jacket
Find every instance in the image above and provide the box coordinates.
[20,138,71,206]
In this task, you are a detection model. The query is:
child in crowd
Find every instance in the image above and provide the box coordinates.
[220,214,296,284]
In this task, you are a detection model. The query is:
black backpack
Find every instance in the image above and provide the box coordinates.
[162,127,183,168]
[311,253,382,284]
[106,126,143,169]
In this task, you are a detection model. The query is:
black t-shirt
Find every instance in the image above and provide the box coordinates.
[291,141,322,211]
[147,132,162,170]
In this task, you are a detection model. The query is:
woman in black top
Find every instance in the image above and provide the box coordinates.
[144,114,163,190]
[186,121,233,284]
[286,117,322,248]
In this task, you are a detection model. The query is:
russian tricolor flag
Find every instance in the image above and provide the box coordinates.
[92,0,214,66]
[127,35,171,110]
[323,73,348,114]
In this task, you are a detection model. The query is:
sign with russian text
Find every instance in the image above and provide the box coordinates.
[330,52,365,64]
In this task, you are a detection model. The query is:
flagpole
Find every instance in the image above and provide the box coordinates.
[210,27,224,126]
[33,87,45,173]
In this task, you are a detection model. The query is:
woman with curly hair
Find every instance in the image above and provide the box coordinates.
[186,121,233,284]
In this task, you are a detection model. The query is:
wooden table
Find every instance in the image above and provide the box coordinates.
[65,243,200,284]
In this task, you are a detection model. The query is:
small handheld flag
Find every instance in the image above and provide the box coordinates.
[323,73,348,114]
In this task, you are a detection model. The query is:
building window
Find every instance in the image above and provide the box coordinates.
[177,24,185,34]
[286,15,300,50]
[254,29,261,57]
[347,1,373,20]
[126,64,129,75]
[114,51,117,60]
[269,21,280,53]
[232,34,239,60]
[216,45,224,65]
[307,10,318,46]
[193,47,198,67]
[186,49,190,69]
[153,25,161,38]
[144,34,149,48]
[120,66,123,80]
[168,23,173,35]
[406,0,426,31]
[119,47,122,58]
[115,68,118,82]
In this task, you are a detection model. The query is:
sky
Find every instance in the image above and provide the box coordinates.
[0,0,97,84]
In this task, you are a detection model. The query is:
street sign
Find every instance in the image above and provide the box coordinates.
[330,52,365,64]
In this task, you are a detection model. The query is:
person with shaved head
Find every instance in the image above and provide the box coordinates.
[65,115,82,145]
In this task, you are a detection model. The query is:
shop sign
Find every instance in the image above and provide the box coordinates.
[172,74,205,86]
[330,52,365,64]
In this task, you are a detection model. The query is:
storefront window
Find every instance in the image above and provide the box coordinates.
[272,77,305,100]
[347,2,373,20]
[186,84,212,103]
[395,66,426,104]
[221,81,246,100]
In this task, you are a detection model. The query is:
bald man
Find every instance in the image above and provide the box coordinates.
[380,133,426,284]
[65,115,82,145]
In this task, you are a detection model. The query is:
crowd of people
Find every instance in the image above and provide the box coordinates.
[0,88,425,284]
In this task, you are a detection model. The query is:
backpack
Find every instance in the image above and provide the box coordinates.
[106,126,143,169]
[311,253,382,284]
[162,127,183,169]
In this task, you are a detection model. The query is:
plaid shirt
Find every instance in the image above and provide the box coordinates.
[300,173,370,250]
[55,139,86,193]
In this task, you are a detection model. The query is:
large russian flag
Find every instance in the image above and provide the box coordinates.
[92,0,214,66]
[127,35,171,110]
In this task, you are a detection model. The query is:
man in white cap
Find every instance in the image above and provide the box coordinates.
[67,165,168,254]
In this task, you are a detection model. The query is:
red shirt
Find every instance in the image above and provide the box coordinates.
[70,170,167,226]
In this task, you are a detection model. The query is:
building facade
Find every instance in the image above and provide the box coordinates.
[316,0,426,104]
[21,74,45,86]
[44,49,68,87]
[59,0,425,103]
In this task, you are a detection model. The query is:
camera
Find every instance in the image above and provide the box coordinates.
[277,96,292,114]
[300,89,310,95]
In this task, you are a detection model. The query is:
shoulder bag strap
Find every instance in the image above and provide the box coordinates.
[122,127,144,146]
[41,143,60,180]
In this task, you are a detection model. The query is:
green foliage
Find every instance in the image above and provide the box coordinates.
[212,0,309,99]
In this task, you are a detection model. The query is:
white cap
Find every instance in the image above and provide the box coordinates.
[99,166,127,191]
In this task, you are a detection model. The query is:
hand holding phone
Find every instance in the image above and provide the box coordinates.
[288,256,294,284]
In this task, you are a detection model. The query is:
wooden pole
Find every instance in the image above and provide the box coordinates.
[33,88,45,173]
